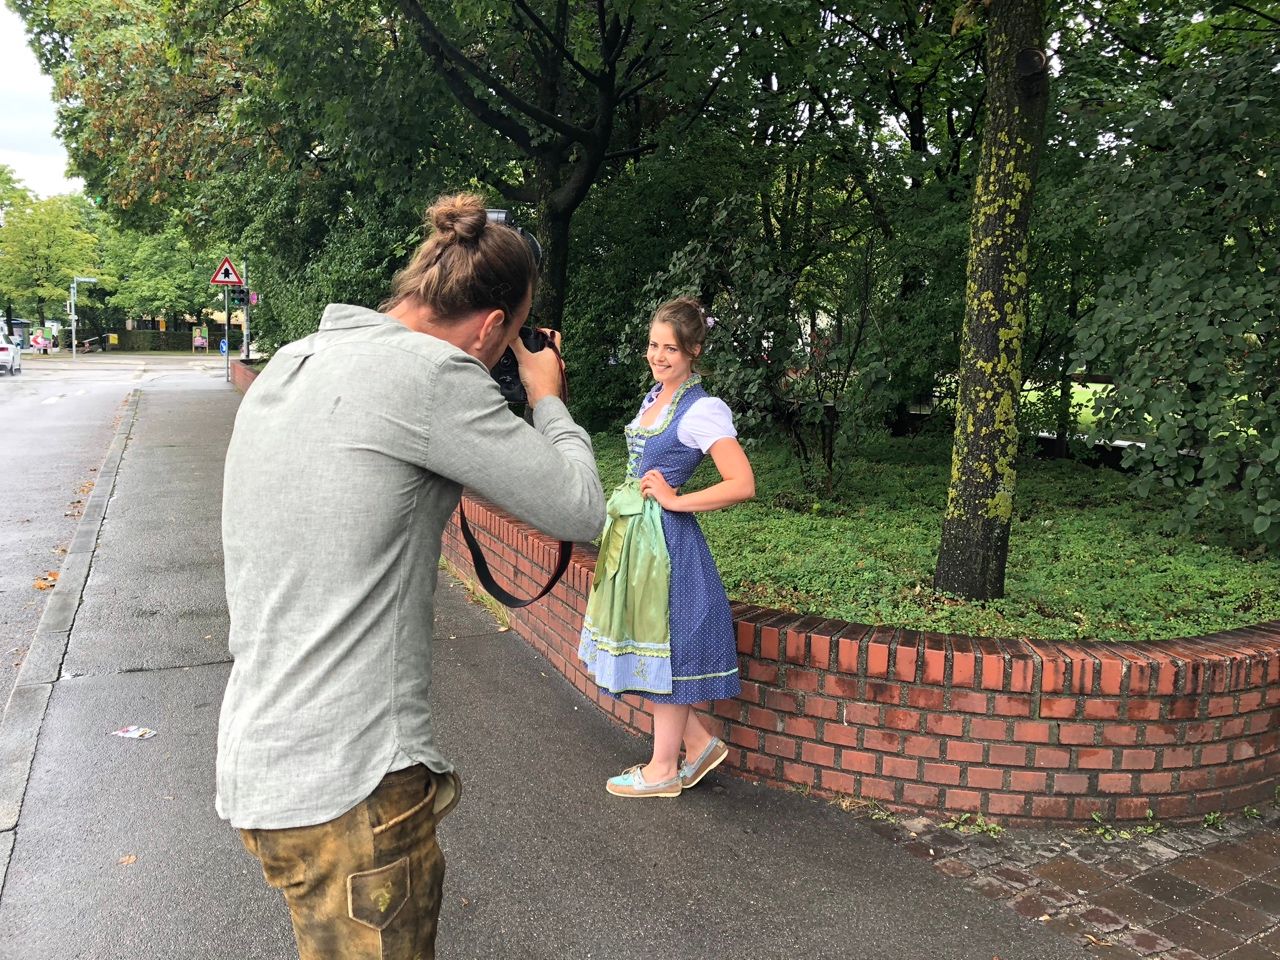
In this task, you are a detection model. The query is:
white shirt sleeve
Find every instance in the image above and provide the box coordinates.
[677,397,737,452]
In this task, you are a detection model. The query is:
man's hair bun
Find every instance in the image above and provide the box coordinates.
[428,193,487,243]
[383,191,537,323]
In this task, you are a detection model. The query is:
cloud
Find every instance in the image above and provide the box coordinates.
[0,8,83,198]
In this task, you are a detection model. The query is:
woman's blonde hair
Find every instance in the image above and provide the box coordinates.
[651,297,710,359]
[382,192,537,323]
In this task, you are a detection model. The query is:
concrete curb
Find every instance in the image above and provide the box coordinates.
[14,389,139,688]
[0,389,140,876]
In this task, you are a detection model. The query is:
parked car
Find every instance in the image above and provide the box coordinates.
[0,332,21,375]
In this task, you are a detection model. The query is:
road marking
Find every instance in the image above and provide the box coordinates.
[41,396,62,405]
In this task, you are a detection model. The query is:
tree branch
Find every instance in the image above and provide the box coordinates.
[395,0,587,142]
[618,70,664,102]
[1084,15,1161,63]
[1231,2,1280,28]
[672,74,725,135]
[831,12,891,51]
[603,142,656,162]
[428,51,538,155]
[510,0,602,86]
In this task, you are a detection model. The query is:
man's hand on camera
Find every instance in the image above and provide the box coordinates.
[513,328,563,407]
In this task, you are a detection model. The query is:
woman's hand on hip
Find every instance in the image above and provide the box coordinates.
[640,470,678,510]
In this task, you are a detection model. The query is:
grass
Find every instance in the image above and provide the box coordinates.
[1022,383,1104,432]
[593,431,1280,643]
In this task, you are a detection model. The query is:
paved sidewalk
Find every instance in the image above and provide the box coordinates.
[2,378,1094,958]
[867,803,1280,960]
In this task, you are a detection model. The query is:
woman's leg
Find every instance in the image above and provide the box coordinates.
[681,704,716,760]
[642,702,689,782]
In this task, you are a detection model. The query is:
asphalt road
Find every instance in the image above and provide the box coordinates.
[0,353,228,711]
[0,370,1088,959]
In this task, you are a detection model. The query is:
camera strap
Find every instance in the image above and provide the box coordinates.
[460,331,572,607]
[458,505,573,608]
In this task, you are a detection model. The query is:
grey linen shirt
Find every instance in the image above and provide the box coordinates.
[217,304,605,830]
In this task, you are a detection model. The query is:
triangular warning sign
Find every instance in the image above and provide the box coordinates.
[210,257,244,286]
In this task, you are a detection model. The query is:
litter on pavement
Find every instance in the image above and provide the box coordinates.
[109,726,157,740]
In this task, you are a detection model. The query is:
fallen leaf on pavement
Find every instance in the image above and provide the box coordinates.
[1082,934,1112,947]
[119,855,137,866]
[34,571,59,590]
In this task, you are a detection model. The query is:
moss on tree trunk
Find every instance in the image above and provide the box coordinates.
[934,0,1049,600]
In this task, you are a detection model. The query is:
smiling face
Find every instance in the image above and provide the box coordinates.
[647,320,697,387]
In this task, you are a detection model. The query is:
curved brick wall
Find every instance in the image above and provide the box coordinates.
[442,495,1280,826]
[233,363,1280,825]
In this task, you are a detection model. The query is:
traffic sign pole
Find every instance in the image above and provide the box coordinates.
[242,256,251,362]
[210,255,249,378]
[224,286,231,382]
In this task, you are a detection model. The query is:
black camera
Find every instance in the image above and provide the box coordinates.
[491,325,556,405]
[485,209,543,266]
[485,209,554,405]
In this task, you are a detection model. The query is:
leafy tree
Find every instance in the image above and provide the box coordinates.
[643,192,896,492]
[934,0,1050,600]
[0,164,37,333]
[0,194,99,321]
[99,219,218,325]
[384,0,726,327]
[30,0,254,224]
[1078,19,1280,548]
[156,0,741,331]
[0,164,34,222]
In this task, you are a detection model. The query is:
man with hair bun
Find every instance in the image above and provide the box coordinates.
[218,192,605,959]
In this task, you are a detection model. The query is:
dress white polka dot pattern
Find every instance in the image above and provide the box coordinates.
[579,376,741,704]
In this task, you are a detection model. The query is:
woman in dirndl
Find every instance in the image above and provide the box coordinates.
[579,297,755,798]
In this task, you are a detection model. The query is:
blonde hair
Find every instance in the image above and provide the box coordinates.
[382,192,537,323]
[651,297,709,359]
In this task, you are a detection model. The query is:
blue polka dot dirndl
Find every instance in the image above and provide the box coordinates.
[579,376,741,704]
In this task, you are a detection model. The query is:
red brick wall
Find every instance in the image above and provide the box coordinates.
[230,359,258,395]
[445,494,1280,826]
[231,364,1280,825]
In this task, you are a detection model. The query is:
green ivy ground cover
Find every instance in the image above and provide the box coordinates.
[593,433,1280,642]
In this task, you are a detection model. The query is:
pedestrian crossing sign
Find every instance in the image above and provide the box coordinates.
[210,257,244,286]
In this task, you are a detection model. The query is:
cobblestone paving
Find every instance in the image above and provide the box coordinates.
[859,804,1280,959]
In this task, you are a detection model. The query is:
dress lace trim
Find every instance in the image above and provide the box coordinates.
[627,375,703,438]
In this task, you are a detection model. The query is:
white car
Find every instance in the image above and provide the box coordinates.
[0,332,22,374]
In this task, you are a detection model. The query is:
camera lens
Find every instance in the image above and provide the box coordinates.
[518,326,549,352]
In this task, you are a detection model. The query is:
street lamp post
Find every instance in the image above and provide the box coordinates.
[69,276,98,358]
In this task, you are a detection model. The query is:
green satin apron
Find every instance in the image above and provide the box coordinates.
[581,479,671,664]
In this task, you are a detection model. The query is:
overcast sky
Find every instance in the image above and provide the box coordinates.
[1,7,84,198]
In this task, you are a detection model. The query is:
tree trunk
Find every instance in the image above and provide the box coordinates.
[534,205,571,330]
[1054,281,1080,458]
[1054,365,1072,459]
[933,0,1049,600]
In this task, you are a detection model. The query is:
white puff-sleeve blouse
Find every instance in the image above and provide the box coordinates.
[632,392,738,453]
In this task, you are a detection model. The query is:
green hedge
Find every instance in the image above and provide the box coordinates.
[112,328,244,351]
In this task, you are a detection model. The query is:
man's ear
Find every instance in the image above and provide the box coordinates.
[480,308,507,343]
